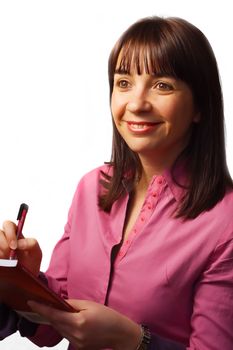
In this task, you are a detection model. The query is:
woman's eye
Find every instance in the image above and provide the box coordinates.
[155,82,173,91]
[117,80,130,88]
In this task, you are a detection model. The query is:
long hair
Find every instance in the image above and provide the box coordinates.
[99,16,233,219]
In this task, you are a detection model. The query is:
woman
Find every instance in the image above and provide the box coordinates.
[1,16,233,349]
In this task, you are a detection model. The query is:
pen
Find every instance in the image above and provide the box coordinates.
[9,203,29,260]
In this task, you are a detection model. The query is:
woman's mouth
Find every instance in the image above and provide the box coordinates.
[126,121,162,133]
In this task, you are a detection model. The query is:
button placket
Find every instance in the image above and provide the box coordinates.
[116,175,166,263]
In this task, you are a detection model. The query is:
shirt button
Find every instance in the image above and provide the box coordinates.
[140,216,145,221]
[147,203,152,209]
[152,192,157,197]
[157,176,164,185]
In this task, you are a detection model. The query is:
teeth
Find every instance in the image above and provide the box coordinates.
[130,124,148,129]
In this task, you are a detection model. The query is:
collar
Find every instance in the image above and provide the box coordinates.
[121,158,189,202]
[162,159,189,202]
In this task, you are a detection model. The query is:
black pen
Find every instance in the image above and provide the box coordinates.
[9,203,29,260]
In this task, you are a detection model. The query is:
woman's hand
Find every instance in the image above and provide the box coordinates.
[0,220,42,276]
[28,299,142,350]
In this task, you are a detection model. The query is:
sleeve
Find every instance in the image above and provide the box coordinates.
[0,304,18,340]
[44,200,74,298]
[0,303,39,340]
[188,236,233,349]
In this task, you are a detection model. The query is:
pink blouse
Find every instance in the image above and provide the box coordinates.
[30,165,233,349]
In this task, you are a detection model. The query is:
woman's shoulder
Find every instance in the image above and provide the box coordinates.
[209,188,233,223]
[219,187,233,210]
[80,164,111,182]
[74,164,112,192]
[68,165,111,210]
[210,188,233,243]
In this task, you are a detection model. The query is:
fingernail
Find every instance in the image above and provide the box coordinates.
[9,240,17,250]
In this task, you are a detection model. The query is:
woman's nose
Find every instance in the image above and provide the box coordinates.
[126,95,152,113]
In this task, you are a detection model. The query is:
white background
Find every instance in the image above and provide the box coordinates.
[0,0,232,349]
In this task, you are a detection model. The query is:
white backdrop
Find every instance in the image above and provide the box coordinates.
[0,0,232,349]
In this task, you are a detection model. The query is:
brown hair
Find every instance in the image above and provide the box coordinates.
[99,16,233,219]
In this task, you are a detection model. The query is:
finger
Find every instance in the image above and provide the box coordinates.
[2,221,17,249]
[17,237,42,262]
[28,301,83,344]
[67,299,90,311]
[28,301,57,318]
[0,229,11,254]
[17,237,40,251]
[28,301,74,325]
[27,301,58,327]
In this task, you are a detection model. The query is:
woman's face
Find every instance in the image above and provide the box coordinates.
[111,65,199,168]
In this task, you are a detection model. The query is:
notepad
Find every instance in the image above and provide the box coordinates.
[0,259,75,324]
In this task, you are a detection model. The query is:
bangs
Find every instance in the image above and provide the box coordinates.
[114,38,178,78]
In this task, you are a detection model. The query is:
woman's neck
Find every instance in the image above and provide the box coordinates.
[137,147,184,187]
[137,158,166,189]
[137,142,188,181]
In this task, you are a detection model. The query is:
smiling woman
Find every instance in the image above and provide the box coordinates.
[102,16,231,219]
[1,15,233,350]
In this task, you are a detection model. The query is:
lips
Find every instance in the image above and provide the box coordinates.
[126,121,162,133]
